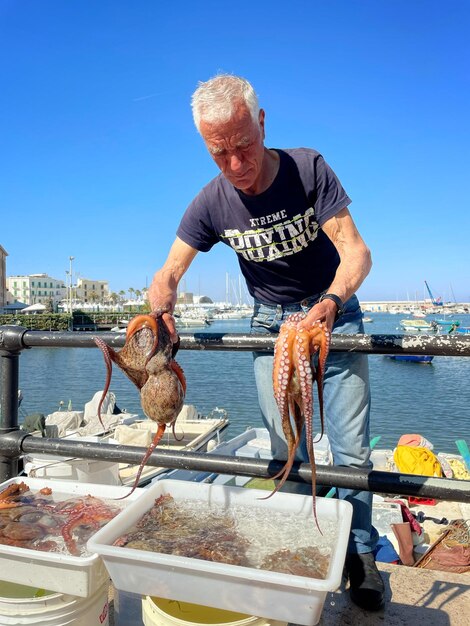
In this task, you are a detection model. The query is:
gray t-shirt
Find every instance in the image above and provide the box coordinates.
[177,148,351,304]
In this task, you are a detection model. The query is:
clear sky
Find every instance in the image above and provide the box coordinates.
[1,1,469,303]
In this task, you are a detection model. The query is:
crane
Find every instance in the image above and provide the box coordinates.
[424,280,443,306]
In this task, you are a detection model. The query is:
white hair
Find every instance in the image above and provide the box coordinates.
[191,74,260,133]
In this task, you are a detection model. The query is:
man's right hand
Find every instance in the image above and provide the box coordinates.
[147,237,200,344]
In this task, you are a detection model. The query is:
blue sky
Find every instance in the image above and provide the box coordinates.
[1,1,469,303]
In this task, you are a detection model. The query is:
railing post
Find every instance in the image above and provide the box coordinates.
[0,325,27,482]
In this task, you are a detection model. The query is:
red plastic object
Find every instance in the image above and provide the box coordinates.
[408,496,436,506]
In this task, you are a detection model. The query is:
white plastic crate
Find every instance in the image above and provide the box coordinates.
[88,479,352,625]
[0,477,143,597]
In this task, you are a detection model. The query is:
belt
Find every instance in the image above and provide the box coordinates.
[254,291,326,312]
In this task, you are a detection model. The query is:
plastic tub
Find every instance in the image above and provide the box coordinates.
[142,596,287,626]
[88,479,353,626]
[0,477,143,597]
[0,580,109,625]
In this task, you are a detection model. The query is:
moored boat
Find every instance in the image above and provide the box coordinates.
[22,396,229,487]
[386,355,434,364]
[399,319,436,332]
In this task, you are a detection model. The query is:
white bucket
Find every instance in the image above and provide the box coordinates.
[142,597,287,626]
[0,580,109,625]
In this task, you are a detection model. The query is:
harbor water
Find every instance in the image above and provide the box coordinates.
[9,312,470,454]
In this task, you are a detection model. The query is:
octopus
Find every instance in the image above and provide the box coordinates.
[0,483,118,553]
[270,312,330,530]
[114,494,249,566]
[94,308,186,497]
[261,546,329,579]
[59,495,120,555]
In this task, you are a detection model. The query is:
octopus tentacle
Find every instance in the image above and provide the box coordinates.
[170,360,187,394]
[308,323,330,441]
[93,336,118,429]
[117,424,167,500]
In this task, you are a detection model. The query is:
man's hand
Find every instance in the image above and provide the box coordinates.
[296,299,338,334]
[147,237,199,344]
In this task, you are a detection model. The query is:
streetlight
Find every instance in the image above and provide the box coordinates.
[69,256,74,314]
[65,271,69,312]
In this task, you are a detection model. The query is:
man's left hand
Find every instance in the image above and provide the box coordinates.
[296,300,337,333]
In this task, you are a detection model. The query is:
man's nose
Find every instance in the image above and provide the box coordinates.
[230,153,243,170]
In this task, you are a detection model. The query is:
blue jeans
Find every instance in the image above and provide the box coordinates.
[250,294,379,554]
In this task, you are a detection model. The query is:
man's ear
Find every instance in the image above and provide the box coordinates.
[259,109,266,139]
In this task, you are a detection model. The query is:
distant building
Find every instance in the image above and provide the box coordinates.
[0,245,7,308]
[194,295,214,304]
[6,273,66,307]
[177,291,194,305]
[76,278,110,303]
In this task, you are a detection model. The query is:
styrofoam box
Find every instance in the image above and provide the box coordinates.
[0,477,143,597]
[88,479,353,626]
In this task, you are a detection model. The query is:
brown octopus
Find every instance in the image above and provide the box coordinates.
[94,308,186,497]
[270,312,330,530]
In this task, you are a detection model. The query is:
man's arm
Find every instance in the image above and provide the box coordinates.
[148,236,199,340]
[298,207,372,331]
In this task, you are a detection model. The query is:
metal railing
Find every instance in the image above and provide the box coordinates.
[1,325,470,503]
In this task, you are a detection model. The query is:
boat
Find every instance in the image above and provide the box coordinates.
[386,355,434,364]
[21,393,229,487]
[363,317,373,323]
[435,318,460,326]
[174,315,212,328]
[113,405,229,486]
[399,319,437,332]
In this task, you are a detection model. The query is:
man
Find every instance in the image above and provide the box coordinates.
[148,74,384,611]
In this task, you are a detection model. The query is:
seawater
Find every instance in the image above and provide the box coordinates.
[8,313,470,454]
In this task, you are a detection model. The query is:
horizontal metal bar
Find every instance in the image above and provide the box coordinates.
[11,433,470,503]
[2,327,469,355]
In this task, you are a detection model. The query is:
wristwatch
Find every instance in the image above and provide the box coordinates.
[319,293,345,319]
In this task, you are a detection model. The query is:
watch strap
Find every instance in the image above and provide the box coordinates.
[319,293,344,318]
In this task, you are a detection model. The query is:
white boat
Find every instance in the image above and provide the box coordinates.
[22,393,229,487]
[114,405,229,486]
[175,316,211,328]
[399,319,437,333]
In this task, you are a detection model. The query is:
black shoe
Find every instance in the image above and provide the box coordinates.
[345,552,385,611]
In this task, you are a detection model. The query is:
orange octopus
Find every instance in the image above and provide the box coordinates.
[270,312,330,530]
[94,308,186,497]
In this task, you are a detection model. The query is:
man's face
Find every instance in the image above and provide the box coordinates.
[199,104,266,194]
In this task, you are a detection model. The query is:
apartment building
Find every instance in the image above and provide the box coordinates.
[76,277,110,303]
[6,273,66,306]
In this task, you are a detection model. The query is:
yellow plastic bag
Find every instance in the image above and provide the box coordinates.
[393,445,443,477]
